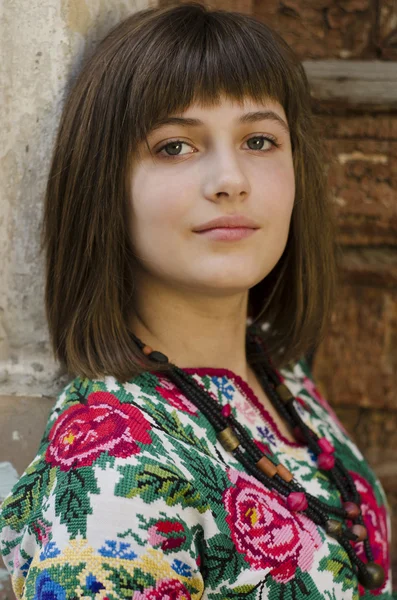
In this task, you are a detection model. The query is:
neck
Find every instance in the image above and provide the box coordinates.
[130,274,252,382]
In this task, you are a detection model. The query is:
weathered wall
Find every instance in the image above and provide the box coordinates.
[0,2,157,597]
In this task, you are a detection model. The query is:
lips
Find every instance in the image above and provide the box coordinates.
[193,214,260,232]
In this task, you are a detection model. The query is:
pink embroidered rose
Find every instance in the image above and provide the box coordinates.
[132,578,191,599]
[349,471,389,595]
[45,391,152,470]
[147,520,186,551]
[156,379,198,415]
[223,469,322,583]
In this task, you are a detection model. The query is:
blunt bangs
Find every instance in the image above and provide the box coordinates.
[127,4,304,152]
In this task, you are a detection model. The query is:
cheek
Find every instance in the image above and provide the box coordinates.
[130,171,188,235]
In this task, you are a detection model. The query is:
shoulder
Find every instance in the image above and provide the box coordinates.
[0,373,212,597]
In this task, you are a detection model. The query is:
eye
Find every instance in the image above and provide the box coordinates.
[155,134,280,159]
[156,140,195,158]
[245,135,279,151]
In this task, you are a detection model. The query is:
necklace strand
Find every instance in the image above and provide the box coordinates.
[131,328,385,591]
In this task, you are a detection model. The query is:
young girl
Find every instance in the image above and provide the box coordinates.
[0,3,394,598]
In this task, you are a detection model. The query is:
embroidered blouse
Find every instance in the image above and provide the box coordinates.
[0,358,394,599]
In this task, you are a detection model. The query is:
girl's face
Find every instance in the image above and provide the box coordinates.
[128,95,295,298]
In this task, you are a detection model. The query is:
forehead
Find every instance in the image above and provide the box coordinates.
[149,95,289,135]
[182,96,286,118]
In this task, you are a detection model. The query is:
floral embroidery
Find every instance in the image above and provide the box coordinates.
[98,540,138,560]
[45,391,152,470]
[147,520,186,551]
[223,468,322,583]
[33,571,66,600]
[132,578,192,600]
[0,359,392,600]
[211,376,235,401]
[257,424,277,446]
[350,471,390,596]
[156,379,198,416]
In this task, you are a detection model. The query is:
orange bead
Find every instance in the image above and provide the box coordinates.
[277,464,294,483]
[256,456,278,478]
[142,345,153,356]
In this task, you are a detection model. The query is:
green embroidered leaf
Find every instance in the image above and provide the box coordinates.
[319,545,356,592]
[176,445,231,530]
[115,461,210,513]
[54,466,100,538]
[0,460,50,532]
[103,563,156,598]
[201,533,248,586]
[142,397,215,455]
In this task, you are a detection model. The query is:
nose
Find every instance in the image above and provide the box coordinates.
[202,145,251,203]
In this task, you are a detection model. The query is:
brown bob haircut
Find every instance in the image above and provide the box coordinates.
[41,1,337,381]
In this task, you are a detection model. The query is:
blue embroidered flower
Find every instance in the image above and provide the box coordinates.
[34,570,66,600]
[308,447,317,463]
[98,540,137,559]
[257,425,276,446]
[20,557,33,577]
[211,376,235,401]
[86,573,105,593]
[39,541,61,561]
[171,558,192,577]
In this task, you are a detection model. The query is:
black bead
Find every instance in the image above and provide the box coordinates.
[148,350,169,363]
[357,562,385,590]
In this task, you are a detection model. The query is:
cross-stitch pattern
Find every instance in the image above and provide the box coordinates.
[0,359,394,599]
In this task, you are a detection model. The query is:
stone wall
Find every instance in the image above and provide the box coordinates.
[0,2,156,598]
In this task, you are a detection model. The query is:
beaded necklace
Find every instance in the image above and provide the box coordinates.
[131,327,385,591]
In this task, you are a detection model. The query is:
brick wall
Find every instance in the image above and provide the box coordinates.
[161,0,397,581]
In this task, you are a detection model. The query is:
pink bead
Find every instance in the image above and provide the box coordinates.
[221,404,231,418]
[287,492,308,512]
[317,452,335,470]
[318,437,335,454]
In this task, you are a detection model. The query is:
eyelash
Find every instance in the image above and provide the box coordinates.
[155,135,281,160]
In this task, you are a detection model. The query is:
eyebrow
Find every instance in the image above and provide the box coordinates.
[149,110,290,135]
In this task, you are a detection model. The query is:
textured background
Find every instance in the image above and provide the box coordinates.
[1,0,396,597]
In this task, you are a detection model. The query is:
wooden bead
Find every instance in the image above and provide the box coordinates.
[256,456,278,478]
[343,501,361,519]
[148,350,169,363]
[357,562,385,590]
[276,463,294,482]
[217,427,240,452]
[325,519,343,537]
[351,524,367,541]
[142,345,153,356]
[275,384,294,403]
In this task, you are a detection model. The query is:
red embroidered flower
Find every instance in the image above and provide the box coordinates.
[45,391,152,470]
[132,579,191,599]
[223,469,322,583]
[349,471,389,595]
[156,379,198,415]
[147,520,186,551]
[253,439,271,455]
